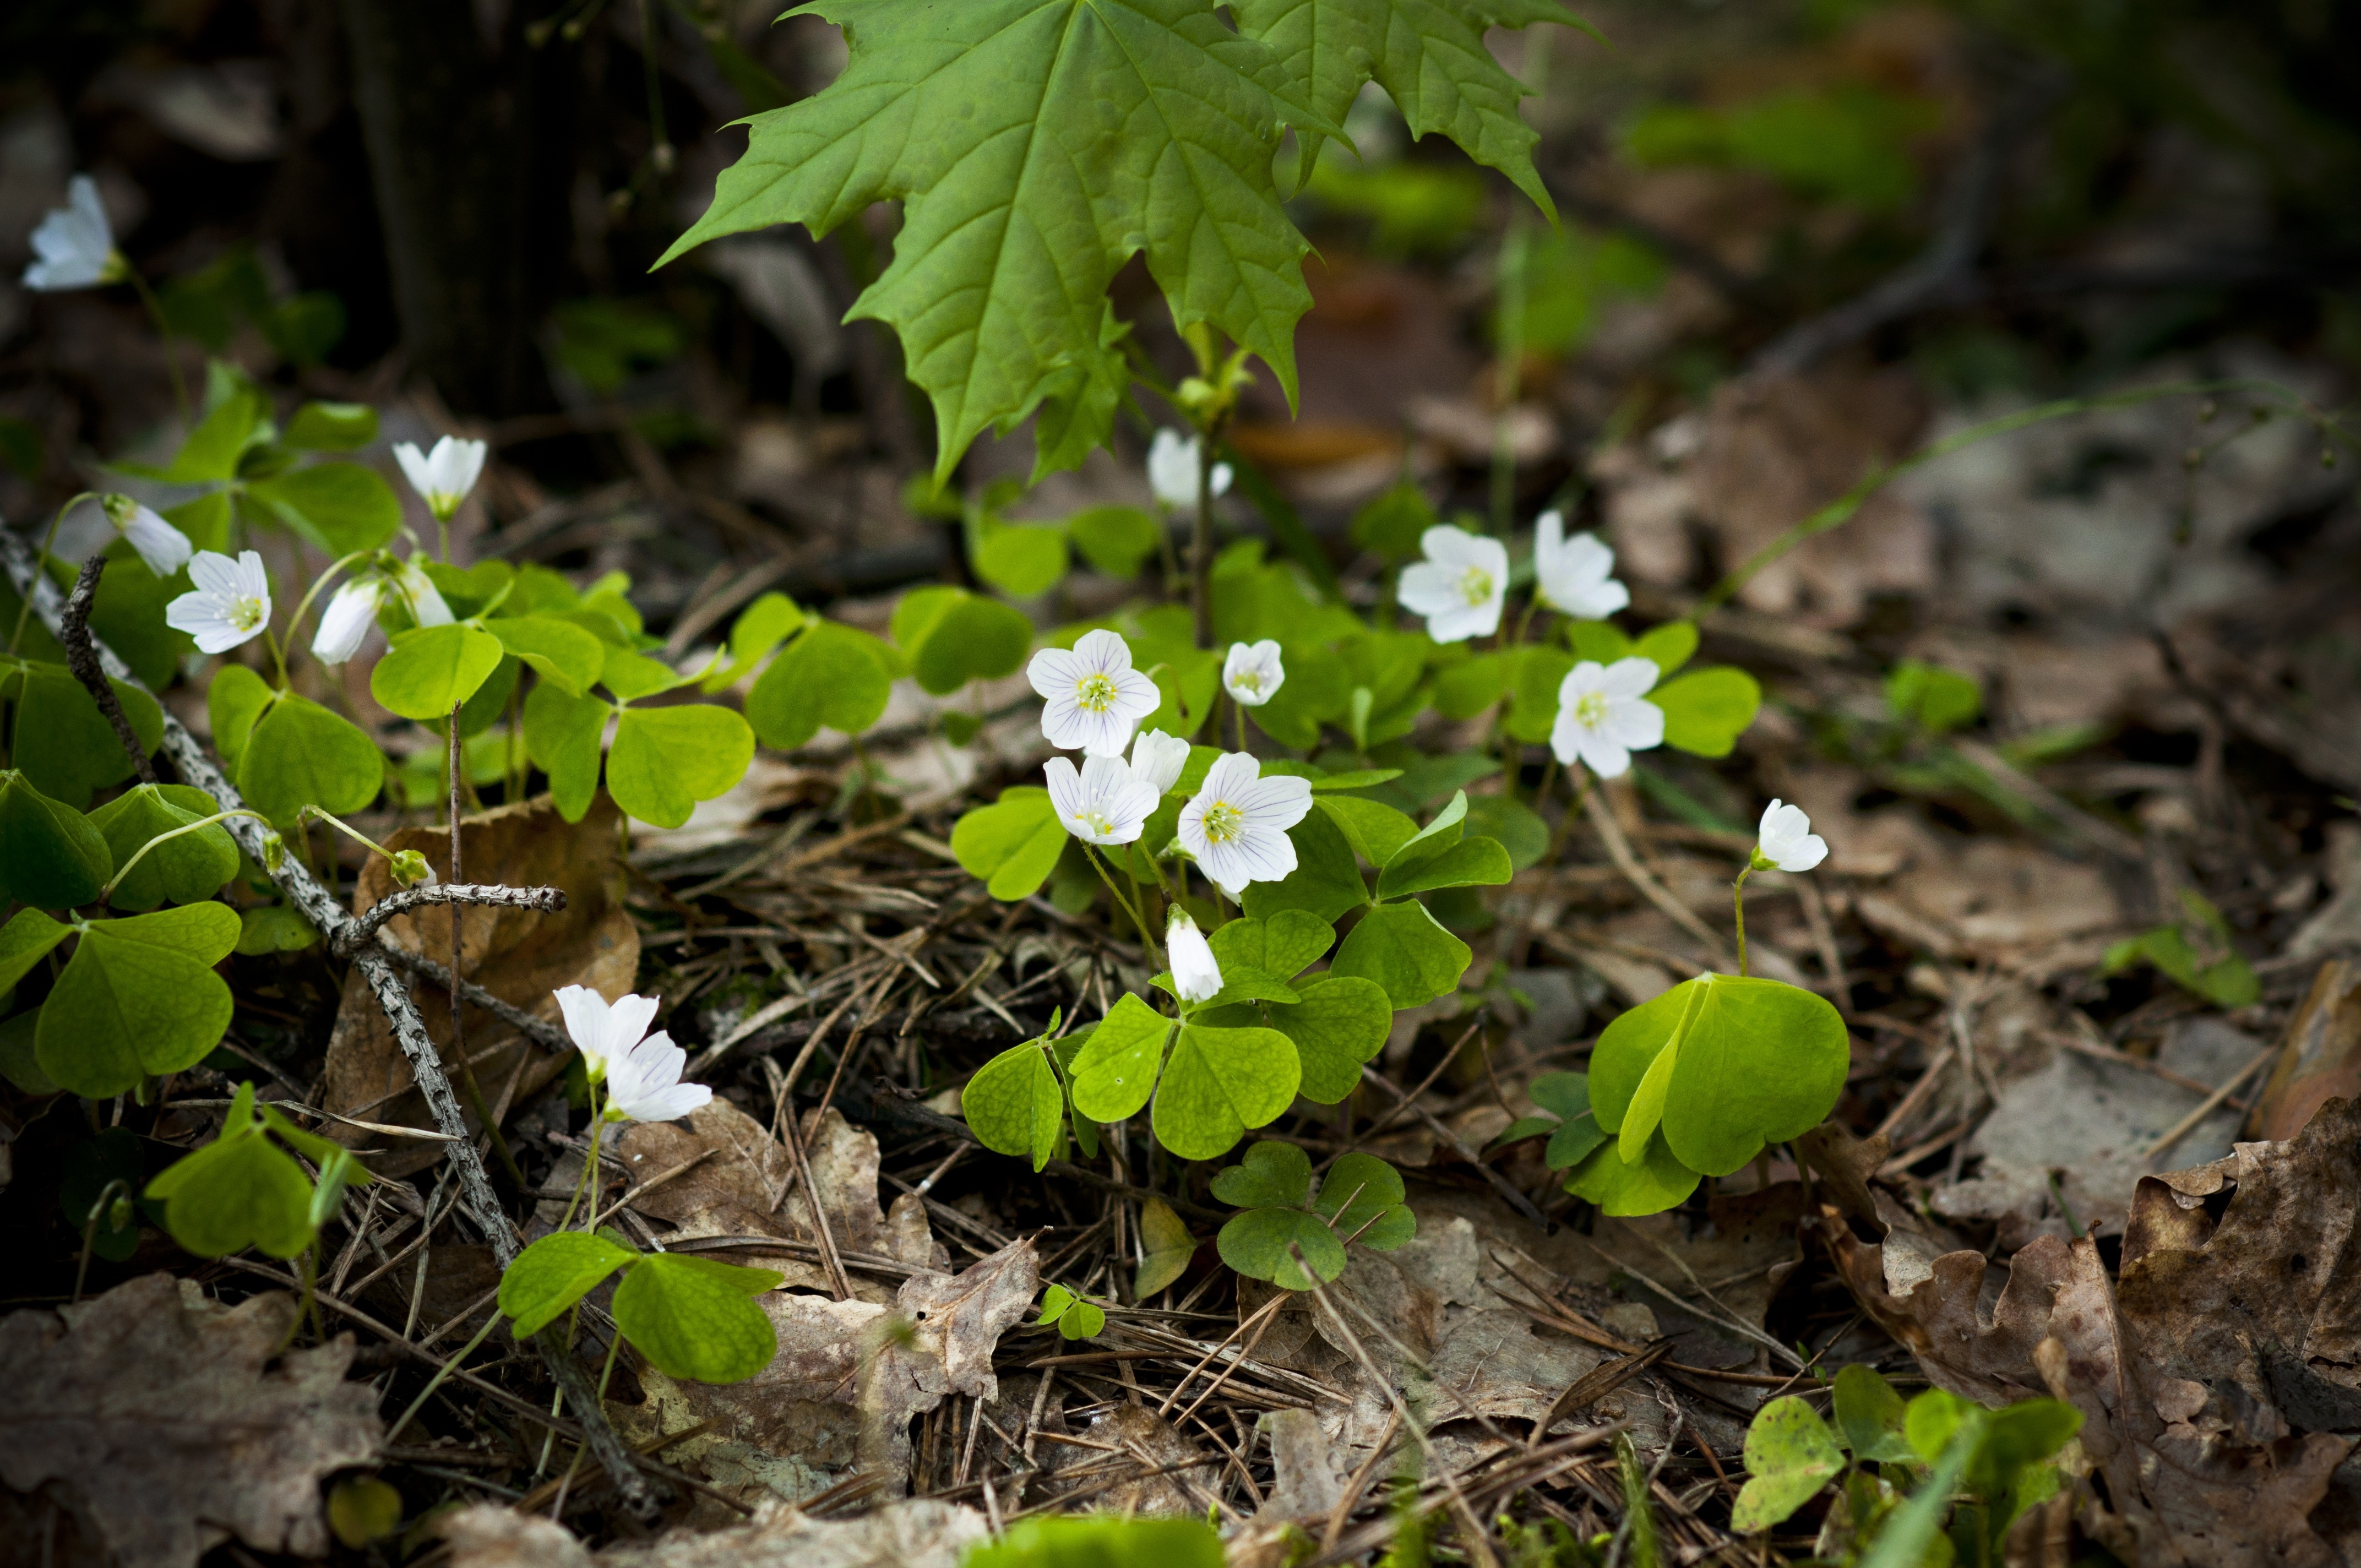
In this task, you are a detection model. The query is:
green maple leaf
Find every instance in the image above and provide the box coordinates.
[661,0,1336,481]
[1232,0,1592,211]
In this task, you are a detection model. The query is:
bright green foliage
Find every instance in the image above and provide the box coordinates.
[0,771,111,909]
[244,463,401,553]
[1035,1283,1106,1340]
[37,903,242,1098]
[4,659,164,807]
[1066,505,1163,579]
[370,623,507,721]
[144,1084,369,1259]
[1624,84,1941,211]
[611,1253,784,1382]
[1070,994,1177,1121]
[495,616,609,697]
[499,1232,641,1336]
[666,0,1340,481]
[1651,667,1761,758]
[1244,808,1369,921]
[1729,1396,1848,1533]
[1266,975,1391,1101]
[283,401,378,451]
[206,665,273,771]
[1833,1363,1915,1464]
[88,783,240,911]
[523,684,608,821]
[237,905,320,955]
[745,618,900,749]
[237,693,384,826]
[607,705,757,829]
[1331,899,1471,1008]
[2103,888,2259,1009]
[1520,1069,1607,1170]
[1214,1141,1413,1289]
[0,910,73,998]
[894,586,1035,694]
[1885,658,1982,734]
[953,787,1068,901]
[1134,1197,1196,1297]
[1562,1128,1700,1216]
[1589,973,1849,1183]
[1151,1020,1301,1158]
[965,1023,1070,1171]
[964,1515,1223,1568]
[972,518,1070,598]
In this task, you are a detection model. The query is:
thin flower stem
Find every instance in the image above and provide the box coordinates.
[1086,845,1163,967]
[99,807,274,902]
[123,266,191,426]
[301,806,400,866]
[262,625,290,690]
[8,492,93,654]
[384,1308,503,1445]
[1731,862,1756,979]
[1234,700,1247,754]
[558,1096,605,1232]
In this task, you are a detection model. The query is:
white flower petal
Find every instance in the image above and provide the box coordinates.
[393,442,435,503]
[1222,640,1286,706]
[1129,729,1189,795]
[1167,911,1223,1001]
[1603,697,1664,752]
[311,579,382,665]
[1597,656,1661,702]
[118,505,193,577]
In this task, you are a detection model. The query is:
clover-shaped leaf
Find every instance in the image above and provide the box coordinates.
[1068,994,1177,1123]
[0,771,110,910]
[1214,1142,1412,1289]
[1731,1396,1847,1534]
[1590,973,1848,1178]
[521,683,610,822]
[37,903,241,1099]
[1315,796,1418,865]
[893,585,1035,694]
[88,783,238,911]
[1035,1284,1106,1341]
[237,693,383,826]
[953,786,1068,902]
[964,1030,1068,1172]
[1206,910,1335,980]
[9,661,164,807]
[244,461,400,553]
[606,704,755,829]
[701,592,805,692]
[1649,666,1761,758]
[145,1084,316,1259]
[1266,975,1390,1103]
[0,909,73,998]
[611,1252,782,1383]
[206,663,273,772]
[746,620,899,749]
[1527,1070,1608,1171]
[498,1231,640,1338]
[371,623,506,721]
[1067,505,1162,579]
[1562,1128,1701,1217]
[1832,1364,1915,1464]
[1151,1021,1299,1161]
[492,615,608,698]
[1330,899,1470,1009]
[972,520,1070,599]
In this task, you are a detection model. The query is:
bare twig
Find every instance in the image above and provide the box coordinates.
[57,556,156,782]
[1582,788,1733,965]
[336,881,569,951]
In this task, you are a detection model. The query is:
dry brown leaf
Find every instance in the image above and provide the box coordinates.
[323,794,638,1174]
[438,1497,987,1568]
[1063,1404,1216,1517]
[1818,1097,2361,1566]
[2247,959,2361,1142]
[0,1275,380,1568]
[616,1238,1037,1501]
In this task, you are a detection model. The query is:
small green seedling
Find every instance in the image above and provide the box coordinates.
[1034,1284,1106,1341]
[2103,888,2260,1009]
[961,1513,1223,1568]
[1212,1140,1413,1289]
[494,1229,782,1384]
[144,1081,370,1260]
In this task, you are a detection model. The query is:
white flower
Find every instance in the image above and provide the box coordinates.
[311,576,383,665]
[1397,525,1508,644]
[1549,657,1663,779]
[388,554,454,627]
[1128,728,1189,796]
[1177,752,1313,898]
[23,176,124,292]
[1027,628,1161,757]
[165,549,272,654]
[1755,799,1828,874]
[602,1028,711,1124]
[394,435,488,522]
[1045,754,1159,847]
[1222,640,1285,707]
[102,494,192,577]
[1533,510,1629,619]
[1166,908,1223,1003]
[553,985,661,1083]
[1147,428,1231,511]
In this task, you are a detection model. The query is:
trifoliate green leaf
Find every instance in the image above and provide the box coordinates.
[0,908,73,997]
[1241,808,1369,922]
[1562,1127,1700,1216]
[7,661,164,808]
[523,683,611,823]
[964,1034,1068,1170]
[1314,1151,1413,1247]
[1590,973,1848,1178]
[237,693,384,826]
[372,623,508,721]
[1650,666,1761,758]
[145,1091,317,1259]
[1151,1020,1300,1159]
[1832,1364,1915,1463]
[607,704,755,829]
[36,903,241,1098]
[1377,835,1513,900]
[611,1252,784,1383]
[88,783,238,911]
[1329,898,1470,1008]
[499,1232,641,1337]
[206,663,274,772]
[702,592,807,692]
[1314,795,1419,867]
[1206,910,1335,980]
[1464,794,1548,871]
[493,615,608,698]
[1214,1143,1412,1288]
[952,787,1069,903]
[1266,974,1390,1102]
[972,519,1070,598]
[894,586,1034,694]
[1035,1284,1106,1340]
[746,619,899,749]
[1067,505,1162,580]
[1527,1069,1606,1170]
[663,0,1334,480]
[1731,1396,1847,1533]
[243,462,401,554]
[1231,0,1585,212]
[1069,993,1176,1123]
[283,400,378,451]
[236,905,320,955]
[0,771,111,910]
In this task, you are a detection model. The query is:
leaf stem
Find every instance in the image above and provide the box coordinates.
[8,492,93,654]
[99,807,275,902]
[262,624,290,691]
[384,1306,504,1445]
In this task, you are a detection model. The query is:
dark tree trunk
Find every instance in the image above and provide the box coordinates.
[338,0,576,416]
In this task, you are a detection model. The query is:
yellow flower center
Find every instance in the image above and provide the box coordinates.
[228,596,267,633]
[1573,691,1607,729]
[1233,670,1265,695]
[1072,809,1115,837]
[1201,799,1245,843]
[1074,671,1119,714]
[1458,566,1493,607]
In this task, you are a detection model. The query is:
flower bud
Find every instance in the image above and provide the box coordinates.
[388,850,436,889]
[260,832,286,873]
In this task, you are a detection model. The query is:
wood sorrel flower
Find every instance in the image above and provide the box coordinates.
[1128,728,1189,795]
[394,435,488,522]
[164,549,271,654]
[553,985,660,1083]
[1027,628,1160,757]
[1549,656,1663,779]
[102,494,192,577]
[22,176,126,292]
[1167,908,1223,1002]
[1754,799,1827,873]
[602,1028,711,1124]
[1533,510,1629,619]
[1045,753,1159,846]
[1222,640,1285,706]
[1147,428,1231,510]
[1178,752,1312,898]
[1398,524,1508,643]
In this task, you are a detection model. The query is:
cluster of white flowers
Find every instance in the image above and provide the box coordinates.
[554,984,712,1124]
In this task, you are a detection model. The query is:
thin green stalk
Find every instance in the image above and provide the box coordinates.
[9,491,94,654]
[123,266,191,426]
[1086,845,1162,967]
[99,807,275,902]
[261,625,290,690]
[558,1091,605,1232]
[1233,699,1247,754]
[384,1306,503,1445]
[1731,861,1756,978]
